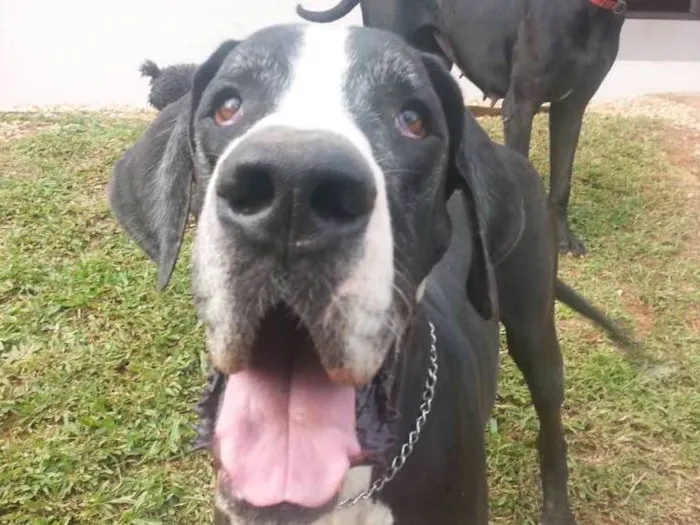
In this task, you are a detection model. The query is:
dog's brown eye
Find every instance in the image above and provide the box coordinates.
[215,97,242,126]
[396,107,428,139]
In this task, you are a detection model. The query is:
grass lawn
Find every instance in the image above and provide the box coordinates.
[1,109,698,524]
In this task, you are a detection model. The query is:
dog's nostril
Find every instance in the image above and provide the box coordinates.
[222,167,275,216]
[310,176,374,223]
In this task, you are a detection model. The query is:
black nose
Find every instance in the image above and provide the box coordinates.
[215,128,377,255]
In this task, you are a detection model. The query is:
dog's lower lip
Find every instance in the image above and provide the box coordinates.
[211,354,249,375]
[219,471,244,500]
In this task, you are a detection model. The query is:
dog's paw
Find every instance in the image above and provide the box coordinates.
[557,219,587,256]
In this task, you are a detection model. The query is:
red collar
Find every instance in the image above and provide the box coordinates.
[590,0,624,11]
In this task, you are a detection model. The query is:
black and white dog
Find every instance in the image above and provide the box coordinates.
[109,24,636,525]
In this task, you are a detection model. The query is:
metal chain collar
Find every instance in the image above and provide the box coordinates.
[614,0,627,15]
[337,321,439,508]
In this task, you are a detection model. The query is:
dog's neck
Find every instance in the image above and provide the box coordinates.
[361,307,435,483]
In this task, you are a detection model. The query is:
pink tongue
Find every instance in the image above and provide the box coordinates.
[214,346,360,508]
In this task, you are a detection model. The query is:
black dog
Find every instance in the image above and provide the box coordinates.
[297,0,629,256]
[139,59,197,111]
[109,24,636,524]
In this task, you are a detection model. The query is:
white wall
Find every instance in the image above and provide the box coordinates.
[596,17,700,100]
[0,0,341,108]
[0,0,698,109]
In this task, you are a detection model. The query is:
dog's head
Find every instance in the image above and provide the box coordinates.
[109,23,494,524]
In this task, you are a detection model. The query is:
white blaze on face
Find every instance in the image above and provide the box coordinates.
[273,25,395,382]
[263,25,395,382]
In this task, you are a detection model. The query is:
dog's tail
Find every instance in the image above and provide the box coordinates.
[555,278,643,356]
[139,59,161,81]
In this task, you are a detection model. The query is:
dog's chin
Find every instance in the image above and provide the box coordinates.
[216,471,338,525]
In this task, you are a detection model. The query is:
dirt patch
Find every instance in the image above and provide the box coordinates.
[656,124,700,253]
[617,290,655,340]
[2,105,156,118]
[589,93,700,132]
[659,125,700,182]
[0,121,60,142]
[660,93,700,113]
[466,92,700,125]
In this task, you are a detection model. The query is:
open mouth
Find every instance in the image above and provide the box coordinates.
[208,304,399,511]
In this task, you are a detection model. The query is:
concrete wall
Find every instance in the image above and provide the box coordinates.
[0,0,698,110]
[596,17,700,100]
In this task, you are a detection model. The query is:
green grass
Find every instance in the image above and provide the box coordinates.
[1,110,698,524]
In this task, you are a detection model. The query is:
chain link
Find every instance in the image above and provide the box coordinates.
[337,321,439,508]
[613,0,627,14]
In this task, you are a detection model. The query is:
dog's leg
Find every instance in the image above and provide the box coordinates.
[502,15,545,159]
[548,96,588,256]
[496,242,576,525]
[503,316,576,524]
[504,318,575,525]
[502,89,538,158]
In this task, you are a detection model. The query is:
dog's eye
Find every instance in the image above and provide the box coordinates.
[214,96,242,126]
[396,106,429,140]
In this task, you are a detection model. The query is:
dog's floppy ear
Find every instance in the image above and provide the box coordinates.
[107,98,194,290]
[107,39,239,290]
[421,53,496,320]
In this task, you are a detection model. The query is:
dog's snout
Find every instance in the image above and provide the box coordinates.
[216,129,376,254]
